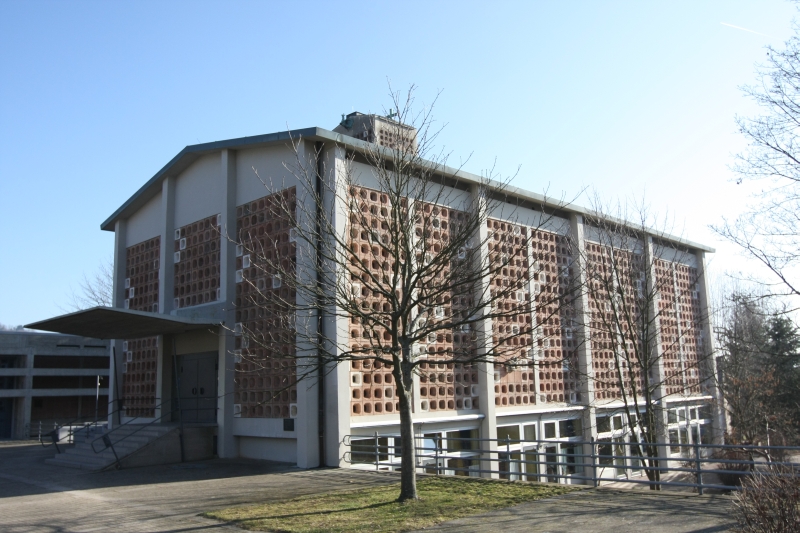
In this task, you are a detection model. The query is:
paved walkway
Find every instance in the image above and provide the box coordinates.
[421,488,735,533]
[0,442,736,532]
[0,442,395,532]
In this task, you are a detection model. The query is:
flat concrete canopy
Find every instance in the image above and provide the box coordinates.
[25,306,219,339]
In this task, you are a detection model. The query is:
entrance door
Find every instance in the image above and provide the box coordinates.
[0,399,12,438]
[177,353,217,423]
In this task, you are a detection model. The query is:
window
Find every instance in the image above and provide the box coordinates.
[544,422,556,439]
[351,437,389,464]
[559,418,582,438]
[562,444,584,475]
[420,433,441,455]
[597,416,611,433]
[446,429,478,452]
[523,424,537,442]
[497,425,520,444]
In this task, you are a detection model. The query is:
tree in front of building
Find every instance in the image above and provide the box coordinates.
[576,198,715,488]
[232,86,574,501]
[716,18,800,306]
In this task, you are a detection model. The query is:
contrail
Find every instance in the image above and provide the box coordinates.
[720,22,773,38]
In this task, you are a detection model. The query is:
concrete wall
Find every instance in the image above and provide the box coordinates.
[235,145,299,207]
[174,154,223,229]
[238,436,297,463]
[0,332,109,439]
[127,191,163,246]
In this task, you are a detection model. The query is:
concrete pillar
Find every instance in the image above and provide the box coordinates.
[161,176,176,315]
[16,347,34,439]
[644,237,669,451]
[569,215,597,448]
[695,250,725,443]
[108,219,128,429]
[472,184,498,478]
[321,144,352,467]
[294,140,320,469]
[216,149,238,458]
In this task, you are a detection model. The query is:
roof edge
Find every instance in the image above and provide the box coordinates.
[100,127,716,253]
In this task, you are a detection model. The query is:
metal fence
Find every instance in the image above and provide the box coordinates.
[343,434,800,494]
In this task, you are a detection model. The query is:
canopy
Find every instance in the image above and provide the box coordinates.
[25,306,219,339]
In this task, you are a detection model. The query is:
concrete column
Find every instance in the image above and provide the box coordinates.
[569,215,597,446]
[17,347,34,439]
[216,149,238,458]
[161,176,176,314]
[472,184,498,478]
[644,237,669,449]
[321,144,351,467]
[151,177,175,421]
[294,140,320,469]
[695,250,725,443]
[108,219,128,429]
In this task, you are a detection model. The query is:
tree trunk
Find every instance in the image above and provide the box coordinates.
[396,359,418,501]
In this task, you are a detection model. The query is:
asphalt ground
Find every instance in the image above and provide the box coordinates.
[0,441,736,532]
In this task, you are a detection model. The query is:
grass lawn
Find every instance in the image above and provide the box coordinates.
[204,475,579,532]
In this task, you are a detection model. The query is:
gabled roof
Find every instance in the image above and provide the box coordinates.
[101,126,715,253]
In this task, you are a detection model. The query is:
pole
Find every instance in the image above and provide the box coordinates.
[375,431,379,471]
[694,442,703,495]
[95,375,100,423]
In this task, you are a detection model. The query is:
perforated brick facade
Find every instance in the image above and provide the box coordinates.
[122,235,161,418]
[173,214,221,309]
[532,230,579,405]
[233,189,298,419]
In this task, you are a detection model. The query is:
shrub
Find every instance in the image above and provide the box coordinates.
[733,466,800,533]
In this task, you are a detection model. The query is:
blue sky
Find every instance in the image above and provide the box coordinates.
[0,1,796,326]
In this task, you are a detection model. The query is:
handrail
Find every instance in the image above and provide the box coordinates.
[39,399,124,453]
[343,435,800,494]
[89,398,216,469]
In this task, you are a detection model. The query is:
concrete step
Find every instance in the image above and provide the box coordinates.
[47,424,179,471]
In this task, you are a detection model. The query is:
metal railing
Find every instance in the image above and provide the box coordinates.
[37,400,121,453]
[343,435,800,494]
[90,398,217,469]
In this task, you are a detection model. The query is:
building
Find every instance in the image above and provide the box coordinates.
[27,114,724,480]
[0,331,109,440]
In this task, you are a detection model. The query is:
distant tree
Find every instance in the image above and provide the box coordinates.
[762,316,800,438]
[65,257,114,310]
[0,323,25,332]
[715,21,800,306]
[716,294,800,445]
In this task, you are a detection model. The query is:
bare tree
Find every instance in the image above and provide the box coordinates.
[230,86,572,501]
[65,257,114,310]
[715,21,800,306]
[577,197,715,488]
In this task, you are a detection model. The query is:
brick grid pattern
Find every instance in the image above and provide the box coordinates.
[233,189,297,418]
[675,264,703,395]
[173,214,221,309]
[585,243,646,402]
[533,230,579,404]
[487,219,537,408]
[347,187,481,415]
[658,261,703,396]
[347,187,399,416]
[123,235,161,418]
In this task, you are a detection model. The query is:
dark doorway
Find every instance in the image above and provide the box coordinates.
[176,352,217,423]
[0,398,13,438]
